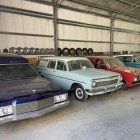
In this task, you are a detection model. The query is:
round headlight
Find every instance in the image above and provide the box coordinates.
[91,81,96,87]
[119,75,123,81]
[3,106,13,115]
[134,76,138,82]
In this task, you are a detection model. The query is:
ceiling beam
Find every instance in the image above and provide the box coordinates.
[68,0,140,20]
[114,0,140,19]
[115,0,140,9]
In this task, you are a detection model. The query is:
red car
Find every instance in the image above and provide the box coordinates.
[87,56,140,89]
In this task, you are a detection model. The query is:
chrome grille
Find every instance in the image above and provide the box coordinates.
[96,79,118,87]
[16,97,54,114]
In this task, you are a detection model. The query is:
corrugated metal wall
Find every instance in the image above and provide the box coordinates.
[114,21,140,53]
[58,9,110,52]
[0,0,54,51]
[0,0,140,53]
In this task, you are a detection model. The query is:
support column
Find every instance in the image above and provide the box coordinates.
[110,17,114,55]
[53,0,59,56]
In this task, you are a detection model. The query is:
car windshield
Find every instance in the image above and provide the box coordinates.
[105,58,125,67]
[67,60,94,71]
[134,55,140,62]
[0,64,38,80]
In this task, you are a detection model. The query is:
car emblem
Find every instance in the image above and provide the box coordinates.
[32,89,37,94]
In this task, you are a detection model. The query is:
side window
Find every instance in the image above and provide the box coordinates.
[47,60,56,69]
[95,59,104,69]
[38,60,48,67]
[117,56,124,62]
[123,56,132,62]
[57,61,67,71]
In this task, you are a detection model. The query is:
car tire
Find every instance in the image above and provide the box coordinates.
[122,80,128,90]
[69,48,76,56]
[76,48,82,56]
[87,48,93,55]
[82,48,88,55]
[74,84,88,101]
[62,48,70,56]
[50,48,55,54]
[57,48,62,56]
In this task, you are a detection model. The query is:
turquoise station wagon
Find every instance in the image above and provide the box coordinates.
[36,57,123,101]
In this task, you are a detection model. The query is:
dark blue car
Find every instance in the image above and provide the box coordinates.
[0,53,69,124]
[114,54,140,68]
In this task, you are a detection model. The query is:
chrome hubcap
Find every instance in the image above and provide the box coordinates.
[75,88,84,99]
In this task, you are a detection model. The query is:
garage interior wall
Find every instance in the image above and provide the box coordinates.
[0,0,54,51]
[0,0,140,53]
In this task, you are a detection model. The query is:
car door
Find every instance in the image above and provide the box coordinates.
[45,60,57,82]
[53,61,68,90]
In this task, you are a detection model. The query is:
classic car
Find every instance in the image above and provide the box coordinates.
[36,57,122,101]
[114,54,140,68]
[87,56,140,89]
[0,53,69,124]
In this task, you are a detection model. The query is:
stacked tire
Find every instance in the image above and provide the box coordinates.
[4,47,94,56]
[59,47,93,56]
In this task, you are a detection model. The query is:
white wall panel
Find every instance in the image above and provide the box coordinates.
[114,44,139,53]
[40,19,48,35]
[114,31,140,44]
[1,13,13,32]
[0,35,3,51]
[0,0,12,6]
[0,13,2,32]
[23,16,34,33]
[32,17,41,34]
[15,36,24,47]
[1,0,53,14]
[22,0,32,10]
[1,12,53,35]
[0,35,53,51]
[115,20,140,32]
[75,27,82,40]
[12,14,23,32]
[34,37,42,48]
[31,2,53,14]
[23,36,35,47]
[68,26,75,40]
[11,0,22,8]
[2,35,16,48]
[59,24,110,41]
[60,41,70,48]
[63,25,69,39]
[58,24,64,39]
[58,9,110,26]
[48,20,54,35]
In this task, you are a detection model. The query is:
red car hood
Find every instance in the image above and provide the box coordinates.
[112,66,140,75]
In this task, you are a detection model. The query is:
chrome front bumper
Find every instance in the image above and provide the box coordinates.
[85,83,123,96]
[0,100,69,125]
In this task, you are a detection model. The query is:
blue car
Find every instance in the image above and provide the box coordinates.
[0,53,69,124]
[114,54,140,68]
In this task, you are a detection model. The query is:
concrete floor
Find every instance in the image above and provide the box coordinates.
[0,87,140,140]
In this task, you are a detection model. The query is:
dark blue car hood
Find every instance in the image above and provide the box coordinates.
[0,76,63,102]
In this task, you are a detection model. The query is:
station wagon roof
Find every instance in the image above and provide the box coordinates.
[41,56,88,62]
[114,54,134,57]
